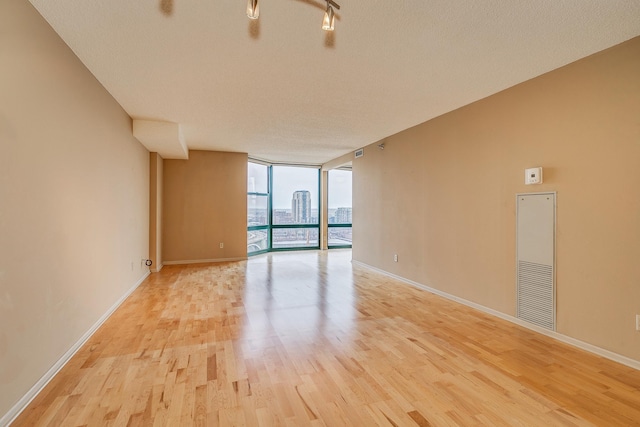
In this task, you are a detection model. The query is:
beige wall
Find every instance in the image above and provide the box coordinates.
[353,37,640,361]
[0,0,150,420]
[149,153,163,271]
[163,150,248,263]
[322,152,353,171]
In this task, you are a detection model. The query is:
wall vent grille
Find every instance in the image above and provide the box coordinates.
[354,148,364,158]
[516,192,555,331]
[517,260,554,329]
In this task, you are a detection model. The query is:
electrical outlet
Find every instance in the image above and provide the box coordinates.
[636,314,640,331]
[394,254,398,262]
[219,242,224,249]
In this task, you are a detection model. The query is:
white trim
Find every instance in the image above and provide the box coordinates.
[352,260,640,371]
[163,257,247,265]
[0,271,150,427]
[150,263,164,273]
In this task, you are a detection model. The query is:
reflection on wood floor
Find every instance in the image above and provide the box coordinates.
[13,250,640,426]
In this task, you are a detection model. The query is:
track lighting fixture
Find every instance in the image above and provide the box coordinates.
[246,0,259,19]
[322,2,335,31]
[246,0,341,31]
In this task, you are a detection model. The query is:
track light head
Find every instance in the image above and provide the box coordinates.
[322,3,335,31]
[246,0,341,31]
[246,0,259,19]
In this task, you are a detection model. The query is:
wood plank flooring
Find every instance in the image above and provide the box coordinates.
[12,250,640,426]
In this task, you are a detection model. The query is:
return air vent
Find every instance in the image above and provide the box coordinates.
[517,261,554,329]
[516,193,556,330]
[354,148,364,158]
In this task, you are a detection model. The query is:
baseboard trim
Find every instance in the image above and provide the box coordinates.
[163,257,247,265]
[1,271,150,427]
[150,263,164,273]
[352,260,640,371]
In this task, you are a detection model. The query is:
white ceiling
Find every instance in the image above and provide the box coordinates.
[29,0,640,164]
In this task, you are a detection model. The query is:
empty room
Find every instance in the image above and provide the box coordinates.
[1,0,640,425]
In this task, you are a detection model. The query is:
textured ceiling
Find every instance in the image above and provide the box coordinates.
[28,0,640,164]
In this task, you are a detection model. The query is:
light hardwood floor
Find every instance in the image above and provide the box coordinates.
[12,250,640,426]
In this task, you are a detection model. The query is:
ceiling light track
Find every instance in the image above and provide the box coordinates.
[246,0,341,31]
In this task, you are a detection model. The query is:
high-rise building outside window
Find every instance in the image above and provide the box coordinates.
[247,162,331,253]
[272,166,319,249]
[272,166,319,226]
[335,207,352,224]
[246,163,320,253]
[292,190,312,223]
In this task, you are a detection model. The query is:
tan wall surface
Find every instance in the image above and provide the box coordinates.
[163,151,248,262]
[0,0,150,419]
[149,153,163,271]
[322,152,353,171]
[353,37,640,361]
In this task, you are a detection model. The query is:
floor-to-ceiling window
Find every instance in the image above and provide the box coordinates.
[327,168,352,248]
[271,165,320,250]
[247,162,321,253]
[247,162,269,255]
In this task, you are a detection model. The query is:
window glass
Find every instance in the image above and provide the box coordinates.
[248,162,268,194]
[272,228,319,249]
[247,162,322,254]
[328,227,352,246]
[272,166,319,225]
[247,195,268,226]
[328,169,352,224]
[247,230,268,254]
[247,162,269,255]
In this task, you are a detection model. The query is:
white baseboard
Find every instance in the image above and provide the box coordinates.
[151,263,164,273]
[163,257,247,265]
[352,260,640,371]
[0,271,150,427]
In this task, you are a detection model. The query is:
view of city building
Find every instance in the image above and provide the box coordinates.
[329,207,353,224]
[327,169,352,247]
[247,196,268,227]
[247,163,351,253]
[291,190,312,223]
[272,208,320,225]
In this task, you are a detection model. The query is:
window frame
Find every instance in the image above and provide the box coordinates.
[269,165,321,252]
[247,161,321,255]
[247,161,271,256]
[327,168,353,249]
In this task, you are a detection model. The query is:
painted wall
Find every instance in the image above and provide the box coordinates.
[149,153,163,272]
[0,0,150,420]
[353,37,640,361]
[163,150,248,263]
